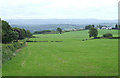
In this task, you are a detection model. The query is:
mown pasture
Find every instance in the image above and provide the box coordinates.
[2,30,118,76]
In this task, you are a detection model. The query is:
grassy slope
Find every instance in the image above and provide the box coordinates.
[2,30,118,76]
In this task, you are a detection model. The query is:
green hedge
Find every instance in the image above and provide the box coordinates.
[2,39,26,63]
[103,33,113,38]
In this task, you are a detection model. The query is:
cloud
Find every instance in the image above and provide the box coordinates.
[0,0,119,19]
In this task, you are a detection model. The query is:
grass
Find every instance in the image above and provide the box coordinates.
[2,30,118,76]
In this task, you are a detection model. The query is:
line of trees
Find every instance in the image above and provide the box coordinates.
[85,25,94,30]
[33,28,63,34]
[2,20,32,43]
[34,30,52,34]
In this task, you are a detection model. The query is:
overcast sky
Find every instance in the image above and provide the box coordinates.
[0,0,119,20]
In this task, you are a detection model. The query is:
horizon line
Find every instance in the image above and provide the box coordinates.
[3,18,118,20]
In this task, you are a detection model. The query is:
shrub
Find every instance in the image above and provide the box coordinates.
[2,40,26,63]
[103,33,113,38]
[2,45,13,63]
[7,44,16,52]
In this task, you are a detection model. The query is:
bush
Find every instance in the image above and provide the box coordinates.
[7,44,16,52]
[13,42,23,49]
[2,45,13,63]
[103,33,113,38]
[2,40,26,63]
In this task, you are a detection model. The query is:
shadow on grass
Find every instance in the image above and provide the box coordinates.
[26,40,63,42]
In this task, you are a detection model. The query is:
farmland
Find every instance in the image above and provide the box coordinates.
[2,30,118,76]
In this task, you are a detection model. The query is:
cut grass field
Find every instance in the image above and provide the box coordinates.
[2,30,118,76]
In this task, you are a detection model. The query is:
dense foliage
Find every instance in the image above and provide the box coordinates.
[2,20,18,43]
[2,20,32,63]
[13,28,32,40]
[2,20,32,43]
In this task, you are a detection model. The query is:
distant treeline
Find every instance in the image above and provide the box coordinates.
[2,20,32,43]
[34,30,58,34]
[85,24,120,30]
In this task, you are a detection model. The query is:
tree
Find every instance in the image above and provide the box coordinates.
[2,20,32,43]
[88,28,98,38]
[13,28,26,40]
[115,24,118,29]
[85,25,94,30]
[2,20,19,43]
[26,30,32,38]
[57,28,62,34]
[10,31,19,42]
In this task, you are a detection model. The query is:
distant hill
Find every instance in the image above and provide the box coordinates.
[5,19,117,33]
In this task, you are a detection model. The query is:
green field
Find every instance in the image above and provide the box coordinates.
[2,30,118,76]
